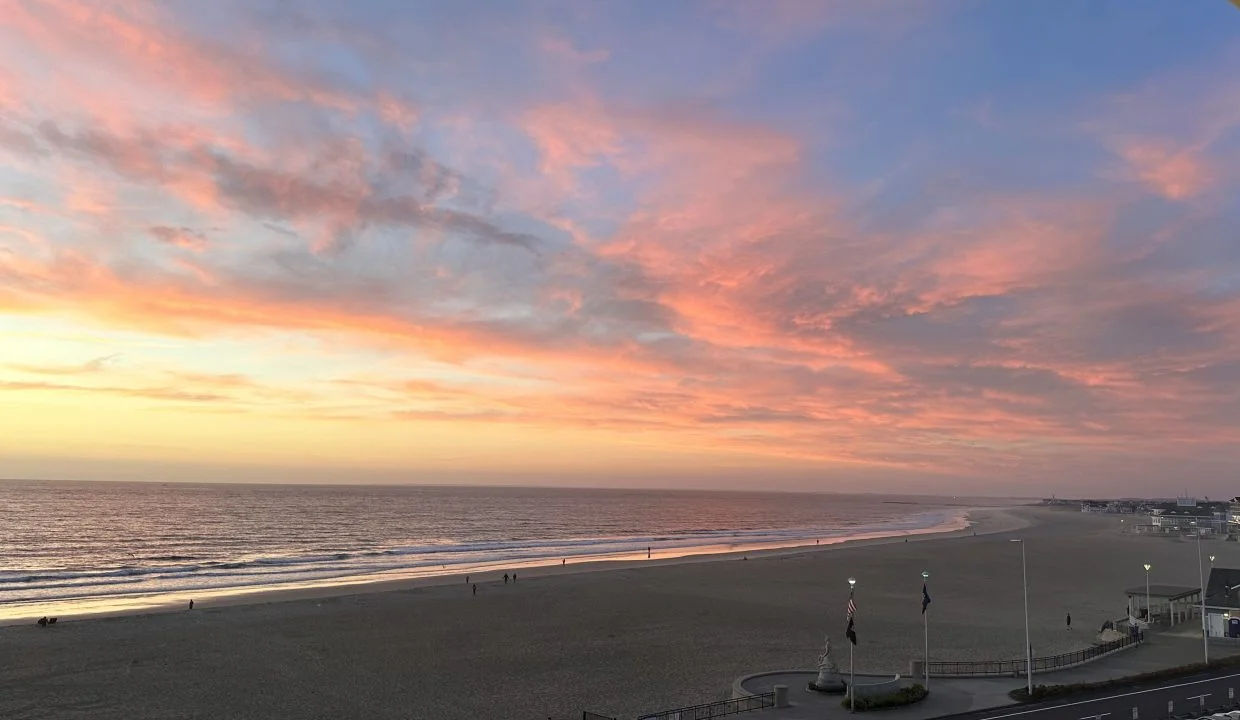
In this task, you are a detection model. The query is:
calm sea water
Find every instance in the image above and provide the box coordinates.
[0,481,971,618]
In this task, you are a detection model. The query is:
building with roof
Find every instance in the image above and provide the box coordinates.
[1124,584,1202,628]
[1204,567,1240,638]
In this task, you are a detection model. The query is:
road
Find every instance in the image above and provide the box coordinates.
[942,671,1240,720]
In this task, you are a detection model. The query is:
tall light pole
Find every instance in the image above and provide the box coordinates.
[922,570,930,690]
[1011,539,1032,696]
[848,576,856,713]
[1144,563,1152,626]
[1194,522,1208,663]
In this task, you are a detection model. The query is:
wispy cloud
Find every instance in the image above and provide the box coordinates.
[0,1,1237,491]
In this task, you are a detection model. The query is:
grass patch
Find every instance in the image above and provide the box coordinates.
[842,684,928,711]
[1009,654,1240,703]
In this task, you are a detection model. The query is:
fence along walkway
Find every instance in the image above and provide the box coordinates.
[926,632,1144,677]
[636,691,776,720]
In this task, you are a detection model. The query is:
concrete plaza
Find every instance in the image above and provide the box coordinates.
[737,633,1240,720]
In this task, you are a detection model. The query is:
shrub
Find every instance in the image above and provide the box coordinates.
[842,684,928,711]
[1009,654,1240,703]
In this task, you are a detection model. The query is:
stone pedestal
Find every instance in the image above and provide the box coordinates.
[774,685,789,708]
[808,635,847,693]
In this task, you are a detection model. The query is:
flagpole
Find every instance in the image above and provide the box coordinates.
[849,576,857,712]
[922,570,930,690]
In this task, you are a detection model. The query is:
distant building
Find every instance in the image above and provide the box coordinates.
[1179,495,1199,507]
[1148,512,1221,533]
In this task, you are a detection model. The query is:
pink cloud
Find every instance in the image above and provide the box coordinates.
[1114,140,1214,200]
[0,0,418,132]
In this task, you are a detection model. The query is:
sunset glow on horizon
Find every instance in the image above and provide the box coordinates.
[2,1,1239,495]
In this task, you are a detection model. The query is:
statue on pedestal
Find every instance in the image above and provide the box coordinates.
[808,634,846,693]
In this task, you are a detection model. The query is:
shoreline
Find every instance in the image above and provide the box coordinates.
[0,505,1029,627]
[11,506,1190,720]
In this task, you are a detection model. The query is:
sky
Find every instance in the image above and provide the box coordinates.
[1,1,1238,496]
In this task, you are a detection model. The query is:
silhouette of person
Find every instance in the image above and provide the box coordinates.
[465,575,469,584]
[647,546,651,559]
[503,573,509,584]
[189,599,194,610]
[472,584,477,596]
[1066,612,1072,630]
[512,572,517,582]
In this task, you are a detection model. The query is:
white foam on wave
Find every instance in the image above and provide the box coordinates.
[0,509,967,607]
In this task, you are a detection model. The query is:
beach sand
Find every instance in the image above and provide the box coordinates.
[0,506,1224,720]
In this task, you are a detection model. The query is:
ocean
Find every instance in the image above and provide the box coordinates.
[0,481,972,620]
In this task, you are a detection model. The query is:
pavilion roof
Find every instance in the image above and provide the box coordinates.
[1123,584,1200,600]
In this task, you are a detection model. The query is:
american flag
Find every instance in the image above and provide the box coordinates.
[847,593,856,618]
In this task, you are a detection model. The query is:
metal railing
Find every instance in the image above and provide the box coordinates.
[637,692,776,720]
[926,632,1143,677]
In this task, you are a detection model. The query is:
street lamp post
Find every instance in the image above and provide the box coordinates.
[1144,563,1152,626]
[848,576,856,712]
[1011,539,1032,696]
[1194,522,1208,663]
[922,570,930,690]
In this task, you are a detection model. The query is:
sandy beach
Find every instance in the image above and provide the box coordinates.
[0,506,1224,720]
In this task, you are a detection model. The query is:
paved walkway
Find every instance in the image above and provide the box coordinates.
[736,633,1240,720]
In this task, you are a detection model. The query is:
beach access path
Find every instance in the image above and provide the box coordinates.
[737,633,1240,720]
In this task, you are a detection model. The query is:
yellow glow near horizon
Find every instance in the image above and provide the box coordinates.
[1,1,1238,493]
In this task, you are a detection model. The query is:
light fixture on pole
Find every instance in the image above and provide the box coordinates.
[1193,522,1208,663]
[1144,563,1152,627]
[922,570,930,690]
[1011,539,1032,696]
[848,576,857,712]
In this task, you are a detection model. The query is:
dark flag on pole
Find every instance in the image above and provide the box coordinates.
[846,590,858,644]
[922,583,932,614]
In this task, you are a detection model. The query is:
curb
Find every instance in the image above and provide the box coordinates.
[732,670,898,700]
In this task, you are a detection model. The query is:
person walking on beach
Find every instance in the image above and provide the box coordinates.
[503,573,509,584]
[1066,612,1072,630]
[465,575,469,584]
[647,546,651,559]
[188,599,194,610]
[512,572,517,582]
[472,584,477,596]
